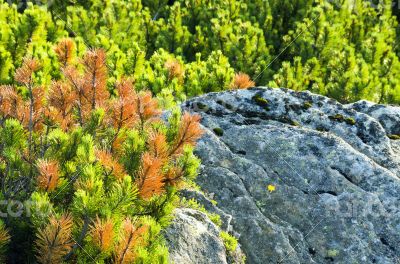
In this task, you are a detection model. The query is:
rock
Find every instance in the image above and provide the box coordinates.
[164,208,228,264]
[180,87,400,264]
[347,100,400,135]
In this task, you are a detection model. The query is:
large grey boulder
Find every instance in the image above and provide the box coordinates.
[179,87,400,264]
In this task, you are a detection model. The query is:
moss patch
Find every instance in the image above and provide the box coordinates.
[195,101,208,110]
[179,198,222,227]
[252,94,270,110]
[213,127,224,136]
[329,114,356,125]
[388,134,400,140]
[316,126,328,132]
[290,120,300,126]
[279,117,300,126]
[327,249,339,258]
[344,117,356,125]
[302,101,313,110]
[329,114,344,121]
[216,99,234,110]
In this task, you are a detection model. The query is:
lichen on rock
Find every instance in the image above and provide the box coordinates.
[169,87,400,264]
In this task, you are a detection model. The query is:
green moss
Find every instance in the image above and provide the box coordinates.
[216,99,234,110]
[316,126,328,132]
[213,127,224,136]
[327,249,339,258]
[344,117,356,125]
[209,213,222,226]
[196,102,208,110]
[279,117,300,126]
[220,231,238,253]
[329,114,356,125]
[329,114,344,121]
[291,120,300,126]
[252,94,270,110]
[302,101,313,109]
[388,134,400,140]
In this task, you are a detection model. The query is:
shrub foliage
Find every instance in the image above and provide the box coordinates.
[2,0,399,104]
[0,0,400,262]
[0,40,203,263]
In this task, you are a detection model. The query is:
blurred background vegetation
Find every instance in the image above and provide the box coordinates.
[1,0,400,104]
[0,0,400,106]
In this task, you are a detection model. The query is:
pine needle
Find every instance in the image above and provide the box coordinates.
[90,216,114,252]
[230,72,255,89]
[114,218,147,264]
[35,214,73,264]
[37,159,60,192]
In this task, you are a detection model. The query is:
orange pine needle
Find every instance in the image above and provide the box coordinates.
[135,91,161,128]
[136,152,164,199]
[37,159,60,192]
[0,85,23,119]
[82,49,108,110]
[165,59,184,83]
[96,149,126,180]
[108,79,138,130]
[35,214,73,264]
[32,86,45,131]
[90,217,114,252]
[15,57,40,86]
[170,112,203,155]
[230,72,255,89]
[46,81,76,130]
[114,218,147,264]
[55,38,75,67]
[147,132,168,160]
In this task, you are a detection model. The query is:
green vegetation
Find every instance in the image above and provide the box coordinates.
[388,134,400,140]
[0,43,203,262]
[220,231,238,253]
[179,198,222,227]
[302,101,313,110]
[213,127,224,137]
[1,0,400,262]
[1,0,400,105]
[329,114,357,125]
[252,94,270,110]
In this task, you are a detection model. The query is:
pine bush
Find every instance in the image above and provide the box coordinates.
[0,40,203,263]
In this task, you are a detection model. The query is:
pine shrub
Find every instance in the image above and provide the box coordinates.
[0,40,203,263]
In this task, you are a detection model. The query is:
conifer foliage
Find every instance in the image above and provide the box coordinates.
[1,0,400,260]
[0,39,203,263]
[2,0,400,104]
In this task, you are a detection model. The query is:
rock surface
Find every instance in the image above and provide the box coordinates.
[178,87,400,264]
[164,208,228,264]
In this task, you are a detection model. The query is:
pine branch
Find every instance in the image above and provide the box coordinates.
[114,218,147,264]
[55,39,75,67]
[136,152,164,199]
[35,214,73,264]
[230,72,255,89]
[169,112,203,156]
[37,159,60,192]
[90,217,114,252]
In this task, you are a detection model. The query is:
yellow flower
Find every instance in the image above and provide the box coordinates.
[267,184,276,193]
